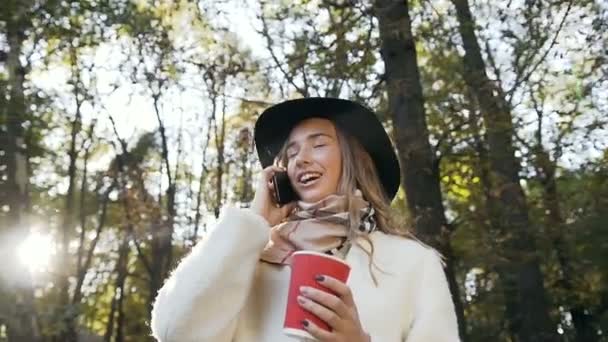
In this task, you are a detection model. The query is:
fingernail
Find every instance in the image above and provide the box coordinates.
[297,295,306,304]
[301,319,309,327]
[299,286,308,294]
[315,275,325,282]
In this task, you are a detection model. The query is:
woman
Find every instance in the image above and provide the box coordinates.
[151,98,459,341]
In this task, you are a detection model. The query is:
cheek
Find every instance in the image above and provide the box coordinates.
[286,163,297,183]
[320,148,342,180]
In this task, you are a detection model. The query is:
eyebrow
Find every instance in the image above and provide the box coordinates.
[285,132,333,151]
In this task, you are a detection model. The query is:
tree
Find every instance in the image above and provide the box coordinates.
[372,0,466,338]
[1,0,605,340]
[58,41,86,342]
[0,0,41,340]
[450,0,557,339]
[257,0,383,101]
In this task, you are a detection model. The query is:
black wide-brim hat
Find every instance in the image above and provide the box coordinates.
[254,97,401,200]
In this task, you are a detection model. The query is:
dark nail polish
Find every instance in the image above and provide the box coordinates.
[315,275,325,282]
[301,320,309,327]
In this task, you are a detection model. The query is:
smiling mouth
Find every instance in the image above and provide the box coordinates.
[298,172,322,186]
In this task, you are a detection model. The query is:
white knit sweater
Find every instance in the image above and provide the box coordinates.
[151,207,460,342]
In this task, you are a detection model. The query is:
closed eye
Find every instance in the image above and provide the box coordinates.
[286,147,298,158]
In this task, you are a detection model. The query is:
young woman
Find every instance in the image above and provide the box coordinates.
[151,98,459,341]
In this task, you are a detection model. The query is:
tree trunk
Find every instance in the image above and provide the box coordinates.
[192,114,213,243]
[468,91,519,341]
[115,258,127,342]
[450,0,556,340]
[534,148,598,341]
[72,182,113,306]
[212,93,227,219]
[1,1,40,340]
[373,0,467,339]
[107,116,156,322]
[104,232,129,342]
[72,121,100,306]
[149,95,177,318]
[60,44,84,342]
[236,128,254,204]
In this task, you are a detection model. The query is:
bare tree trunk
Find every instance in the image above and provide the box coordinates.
[76,124,94,284]
[467,91,519,341]
[192,114,213,243]
[107,115,156,324]
[148,95,177,318]
[373,0,467,339]
[1,1,40,339]
[103,278,116,342]
[72,181,114,306]
[530,95,599,339]
[450,0,556,340]
[236,128,254,204]
[60,43,84,342]
[115,257,127,342]
[535,148,598,341]
[218,96,227,215]
[72,121,100,306]
[210,92,227,219]
[104,232,130,342]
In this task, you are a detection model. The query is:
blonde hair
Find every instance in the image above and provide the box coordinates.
[276,118,418,284]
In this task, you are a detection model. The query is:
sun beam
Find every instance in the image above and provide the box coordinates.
[18,232,54,273]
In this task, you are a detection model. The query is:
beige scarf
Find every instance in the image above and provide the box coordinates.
[260,190,377,265]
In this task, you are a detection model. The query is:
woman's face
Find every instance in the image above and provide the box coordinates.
[285,118,342,203]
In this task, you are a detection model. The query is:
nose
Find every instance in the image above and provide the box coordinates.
[293,146,312,167]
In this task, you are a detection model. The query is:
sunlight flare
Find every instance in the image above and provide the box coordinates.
[18,232,55,272]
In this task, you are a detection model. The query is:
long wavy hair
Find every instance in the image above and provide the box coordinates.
[276,118,418,284]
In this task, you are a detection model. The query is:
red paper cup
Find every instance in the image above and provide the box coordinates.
[283,251,351,340]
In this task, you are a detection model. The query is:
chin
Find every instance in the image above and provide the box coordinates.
[298,189,334,203]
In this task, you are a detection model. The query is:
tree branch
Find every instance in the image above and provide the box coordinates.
[507,0,574,98]
[258,6,309,97]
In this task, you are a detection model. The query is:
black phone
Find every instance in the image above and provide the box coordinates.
[272,171,298,205]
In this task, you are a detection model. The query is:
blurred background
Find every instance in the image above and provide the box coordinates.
[0,0,606,341]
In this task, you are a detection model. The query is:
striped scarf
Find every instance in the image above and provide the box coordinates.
[260,190,377,265]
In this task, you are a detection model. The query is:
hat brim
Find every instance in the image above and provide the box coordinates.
[254,98,401,200]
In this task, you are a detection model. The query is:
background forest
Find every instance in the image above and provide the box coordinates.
[1,0,607,341]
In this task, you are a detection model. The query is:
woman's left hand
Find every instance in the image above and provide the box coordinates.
[297,275,371,342]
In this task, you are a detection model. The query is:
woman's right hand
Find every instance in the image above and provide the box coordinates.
[250,165,296,226]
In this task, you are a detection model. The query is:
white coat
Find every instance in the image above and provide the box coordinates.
[151,207,460,341]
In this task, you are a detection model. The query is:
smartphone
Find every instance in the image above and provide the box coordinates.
[272,171,298,205]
